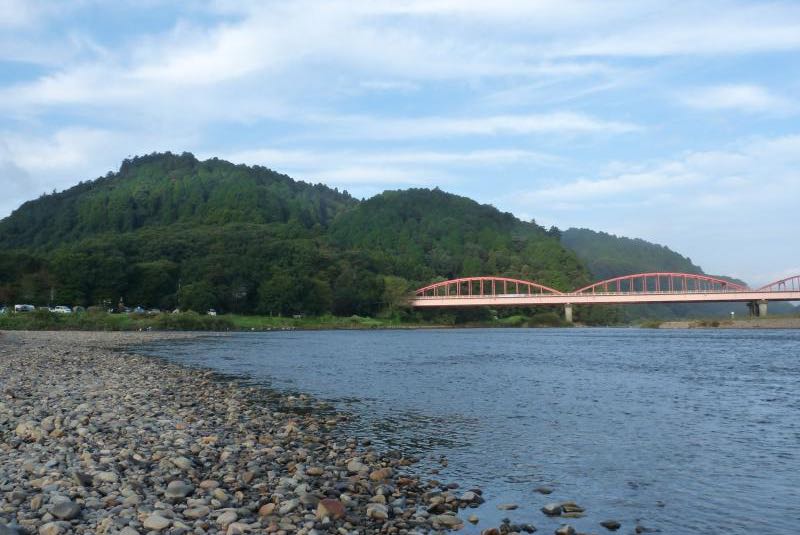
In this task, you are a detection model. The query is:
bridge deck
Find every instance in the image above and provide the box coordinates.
[411,291,800,307]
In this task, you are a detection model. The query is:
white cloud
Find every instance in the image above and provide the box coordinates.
[503,134,800,284]
[679,84,794,113]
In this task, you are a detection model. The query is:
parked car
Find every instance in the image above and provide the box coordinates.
[207,309,217,316]
[133,306,146,314]
[51,305,72,314]
[14,304,36,313]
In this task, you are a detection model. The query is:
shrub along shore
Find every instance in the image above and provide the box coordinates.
[0,331,499,534]
[0,309,571,332]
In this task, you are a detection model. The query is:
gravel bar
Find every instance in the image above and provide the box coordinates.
[0,331,490,535]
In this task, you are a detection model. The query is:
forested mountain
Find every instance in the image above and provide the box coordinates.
[0,153,591,318]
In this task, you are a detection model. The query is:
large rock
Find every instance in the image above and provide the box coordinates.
[554,525,575,535]
[600,520,621,531]
[541,503,562,516]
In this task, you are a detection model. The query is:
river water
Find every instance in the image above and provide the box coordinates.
[141,328,800,534]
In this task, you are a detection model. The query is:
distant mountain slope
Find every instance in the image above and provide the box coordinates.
[560,228,703,279]
[0,152,355,249]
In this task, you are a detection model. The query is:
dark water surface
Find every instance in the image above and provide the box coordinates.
[141,328,800,534]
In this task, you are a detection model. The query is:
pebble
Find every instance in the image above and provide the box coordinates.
[535,486,554,495]
[164,480,194,500]
[497,503,518,510]
[555,525,575,535]
[50,501,81,521]
[143,514,171,531]
[217,510,238,528]
[600,520,621,531]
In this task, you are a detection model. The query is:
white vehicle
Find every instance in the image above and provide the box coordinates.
[51,306,72,314]
[14,304,36,313]
[207,308,217,316]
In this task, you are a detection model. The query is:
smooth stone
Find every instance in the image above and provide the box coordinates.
[119,528,140,535]
[143,515,171,532]
[165,480,194,499]
[183,505,210,519]
[497,503,518,510]
[50,500,81,520]
[460,491,478,502]
[431,514,463,527]
[217,511,238,528]
[541,503,562,516]
[38,523,62,535]
[316,498,346,520]
[600,520,621,531]
[366,503,388,520]
[535,486,553,495]
[468,514,479,524]
[258,503,276,517]
[306,467,324,476]
[481,529,500,535]
[278,498,299,515]
[0,524,25,535]
[346,459,368,473]
[554,525,575,535]
[226,522,249,535]
[171,456,193,470]
[369,468,392,481]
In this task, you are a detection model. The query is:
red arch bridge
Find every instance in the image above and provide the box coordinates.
[410,273,800,322]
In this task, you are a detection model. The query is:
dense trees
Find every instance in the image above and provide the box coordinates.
[0,153,625,322]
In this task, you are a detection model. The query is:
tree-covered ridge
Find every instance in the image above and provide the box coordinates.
[329,188,591,291]
[0,154,597,319]
[0,152,356,249]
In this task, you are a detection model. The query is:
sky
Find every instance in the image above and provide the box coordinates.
[1,0,799,286]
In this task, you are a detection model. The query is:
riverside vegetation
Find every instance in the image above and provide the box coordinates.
[0,331,611,535]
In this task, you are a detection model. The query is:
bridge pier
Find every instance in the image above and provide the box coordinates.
[564,303,573,324]
[758,300,768,317]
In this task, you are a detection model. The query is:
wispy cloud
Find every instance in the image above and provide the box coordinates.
[678,84,795,113]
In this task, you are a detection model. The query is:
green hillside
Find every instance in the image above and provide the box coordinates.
[0,153,593,320]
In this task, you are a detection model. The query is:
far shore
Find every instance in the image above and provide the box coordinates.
[657,317,800,329]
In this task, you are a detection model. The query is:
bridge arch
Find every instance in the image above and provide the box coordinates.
[414,276,564,298]
[572,272,748,295]
[758,274,800,292]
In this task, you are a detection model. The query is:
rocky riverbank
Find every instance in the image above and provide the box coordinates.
[0,331,492,535]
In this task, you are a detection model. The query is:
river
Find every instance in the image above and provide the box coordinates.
[140,328,800,534]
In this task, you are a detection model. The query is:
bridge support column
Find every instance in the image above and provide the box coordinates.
[564,303,573,324]
[757,300,768,317]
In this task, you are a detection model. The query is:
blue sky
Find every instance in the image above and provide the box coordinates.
[1,1,799,286]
